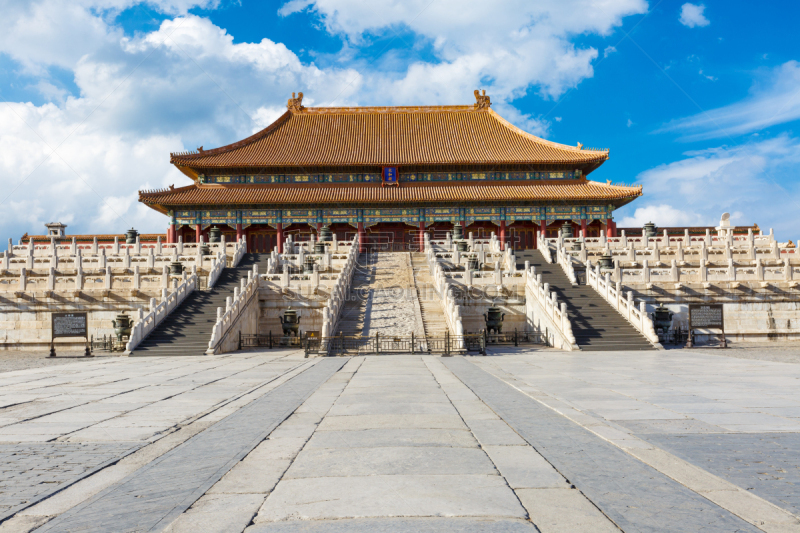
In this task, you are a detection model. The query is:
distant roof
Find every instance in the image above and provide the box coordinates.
[139,180,641,214]
[170,92,609,173]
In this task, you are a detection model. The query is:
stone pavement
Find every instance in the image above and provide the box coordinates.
[0,347,798,532]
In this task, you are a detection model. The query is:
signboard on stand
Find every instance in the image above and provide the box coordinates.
[686,304,726,348]
[51,312,91,357]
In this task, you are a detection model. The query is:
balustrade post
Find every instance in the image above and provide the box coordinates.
[104,266,112,289]
[728,259,736,282]
[19,268,26,291]
[785,258,792,281]
[671,259,678,282]
[162,265,169,288]
[114,236,120,255]
[642,259,650,283]
[92,236,98,255]
[134,265,140,290]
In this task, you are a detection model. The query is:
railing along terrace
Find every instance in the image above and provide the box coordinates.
[544,227,790,254]
[604,258,799,287]
[9,235,240,260]
[0,264,198,293]
[2,237,246,274]
[304,332,485,357]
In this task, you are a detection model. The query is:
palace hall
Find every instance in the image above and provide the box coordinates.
[138,91,642,252]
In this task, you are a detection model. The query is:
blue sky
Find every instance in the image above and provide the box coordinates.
[1,0,799,240]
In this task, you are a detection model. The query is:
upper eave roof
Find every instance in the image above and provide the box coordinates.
[139,180,641,214]
[170,104,609,171]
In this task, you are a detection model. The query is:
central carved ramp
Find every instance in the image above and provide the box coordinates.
[335,252,424,338]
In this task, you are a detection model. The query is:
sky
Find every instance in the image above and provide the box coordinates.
[1,0,799,240]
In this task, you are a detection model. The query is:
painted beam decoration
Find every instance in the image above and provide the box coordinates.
[363,208,418,227]
[173,205,611,229]
[201,170,579,184]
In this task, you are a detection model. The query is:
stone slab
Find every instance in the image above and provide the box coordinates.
[466,419,526,446]
[317,414,466,431]
[164,493,264,533]
[515,488,621,533]
[304,428,478,449]
[284,447,497,478]
[482,445,568,489]
[245,517,537,532]
[254,475,526,522]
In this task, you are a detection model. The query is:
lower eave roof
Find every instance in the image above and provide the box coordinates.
[139,180,642,214]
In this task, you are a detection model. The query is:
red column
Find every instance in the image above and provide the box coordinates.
[606,218,613,238]
[419,222,425,253]
[358,222,365,252]
[581,219,587,238]
[195,224,201,244]
[499,220,506,251]
[168,224,175,243]
[236,223,242,243]
[276,223,284,254]
[316,223,322,235]
[540,221,547,242]
[611,220,618,238]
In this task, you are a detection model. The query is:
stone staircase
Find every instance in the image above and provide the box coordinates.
[518,249,655,351]
[130,254,269,356]
[411,253,450,336]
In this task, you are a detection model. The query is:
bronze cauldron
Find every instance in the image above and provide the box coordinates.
[484,307,505,335]
[314,242,327,255]
[456,241,469,252]
[208,227,221,243]
[279,308,301,338]
[598,251,614,270]
[651,304,674,335]
[170,261,183,275]
[467,257,481,271]
[112,314,132,342]
[643,221,657,238]
[125,228,138,244]
[452,224,463,241]
[319,225,332,242]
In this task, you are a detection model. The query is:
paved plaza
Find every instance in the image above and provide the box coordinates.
[0,348,798,531]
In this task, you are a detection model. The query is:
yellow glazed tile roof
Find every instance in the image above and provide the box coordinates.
[170,103,609,169]
[139,180,641,212]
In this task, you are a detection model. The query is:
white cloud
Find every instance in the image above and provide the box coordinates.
[281,0,648,103]
[603,46,617,58]
[658,61,800,141]
[0,0,650,240]
[679,3,709,28]
[0,12,359,240]
[0,0,220,73]
[616,135,800,237]
[626,118,633,127]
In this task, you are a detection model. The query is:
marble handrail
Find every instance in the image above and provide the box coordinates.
[586,263,662,348]
[126,273,197,353]
[207,265,259,354]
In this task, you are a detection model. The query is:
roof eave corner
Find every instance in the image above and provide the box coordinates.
[172,163,199,181]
